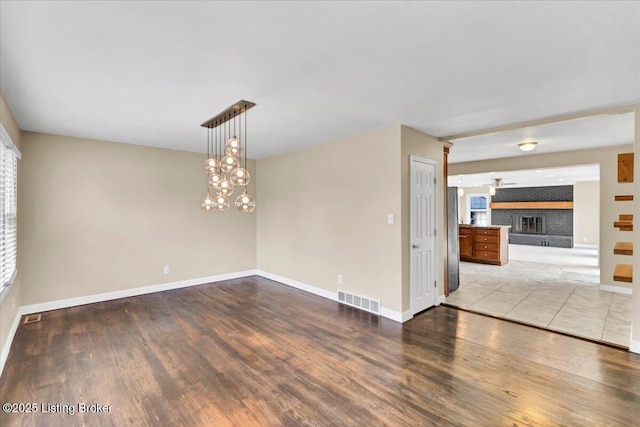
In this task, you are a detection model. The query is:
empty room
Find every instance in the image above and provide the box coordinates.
[1,2,639,426]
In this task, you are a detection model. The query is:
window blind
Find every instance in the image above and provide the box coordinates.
[0,125,19,296]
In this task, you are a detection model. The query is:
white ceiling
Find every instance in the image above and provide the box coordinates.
[447,164,600,189]
[447,112,635,164]
[1,2,639,159]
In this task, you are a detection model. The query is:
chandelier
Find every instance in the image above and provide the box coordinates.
[200,100,256,213]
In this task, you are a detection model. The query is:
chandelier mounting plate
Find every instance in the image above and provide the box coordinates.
[200,100,256,128]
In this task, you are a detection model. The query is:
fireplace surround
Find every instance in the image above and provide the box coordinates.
[491,186,573,248]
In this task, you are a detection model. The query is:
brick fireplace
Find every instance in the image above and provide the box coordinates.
[491,186,574,248]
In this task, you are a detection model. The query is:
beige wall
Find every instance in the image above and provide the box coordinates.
[573,181,600,246]
[0,91,23,359]
[257,126,404,312]
[450,145,632,291]
[400,126,447,311]
[19,132,257,306]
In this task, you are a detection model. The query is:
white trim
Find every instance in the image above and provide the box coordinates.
[379,307,411,323]
[0,123,21,159]
[630,339,640,354]
[0,307,23,376]
[0,269,17,304]
[19,270,257,315]
[256,270,335,301]
[436,295,446,305]
[255,270,411,323]
[598,284,633,295]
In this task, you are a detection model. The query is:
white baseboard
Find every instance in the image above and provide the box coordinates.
[256,270,335,301]
[598,284,633,295]
[255,270,409,323]
[630,339,640,354]
[0,308,24,377]
[19,270,258,316]
[436,295,446,305]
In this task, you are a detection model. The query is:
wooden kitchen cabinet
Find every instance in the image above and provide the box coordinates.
[459,225,510,266]
[459,226,473,258]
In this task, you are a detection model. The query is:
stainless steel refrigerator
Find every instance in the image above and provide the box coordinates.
[447,187,460,292]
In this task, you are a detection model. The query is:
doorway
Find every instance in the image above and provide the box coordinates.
[410,157,437,314]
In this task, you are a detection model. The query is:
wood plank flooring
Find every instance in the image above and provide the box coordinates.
[1,276,639,426]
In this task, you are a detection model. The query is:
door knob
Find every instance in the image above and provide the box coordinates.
[412,244,420,249]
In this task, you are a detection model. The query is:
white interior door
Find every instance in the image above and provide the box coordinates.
[410,157,437,314]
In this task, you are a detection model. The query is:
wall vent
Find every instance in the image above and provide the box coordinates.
[337,290,381,315]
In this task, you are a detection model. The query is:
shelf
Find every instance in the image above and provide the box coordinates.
[614,195,633,201]
[617,153,634,183]
[613,264,633,283]
[614,222,633,231]
[489,201,573,210]
[613,242,633,256]
[613,214,633,231]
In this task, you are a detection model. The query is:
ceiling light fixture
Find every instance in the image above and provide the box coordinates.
[200,100,256,213]
[518,141,538,152]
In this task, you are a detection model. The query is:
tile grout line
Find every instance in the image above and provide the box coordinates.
[546,283,577,328]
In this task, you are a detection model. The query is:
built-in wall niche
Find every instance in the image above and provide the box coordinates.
[490,185,573,248]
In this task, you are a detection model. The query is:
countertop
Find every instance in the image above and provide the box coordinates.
[458,224,511,229]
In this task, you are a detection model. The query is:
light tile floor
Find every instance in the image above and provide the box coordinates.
[446,248,632,347]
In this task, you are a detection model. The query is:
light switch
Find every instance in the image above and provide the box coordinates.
[387,213,394,224]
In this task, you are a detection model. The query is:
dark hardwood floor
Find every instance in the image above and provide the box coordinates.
[1,276,639,426]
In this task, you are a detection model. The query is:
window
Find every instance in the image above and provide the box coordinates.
[0,124,20,298]
[469,195,488,226]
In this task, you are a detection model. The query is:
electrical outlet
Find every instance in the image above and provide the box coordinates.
[387,213,394,224]
[337,274,343,284]
[163,266,170,275]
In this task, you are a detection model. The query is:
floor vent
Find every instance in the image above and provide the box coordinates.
[23,313,42,324]
[337,290,381,315]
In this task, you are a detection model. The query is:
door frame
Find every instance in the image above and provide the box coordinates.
[409,156,438,315]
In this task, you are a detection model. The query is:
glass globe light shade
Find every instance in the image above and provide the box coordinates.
[212,195,230,211]
[225,137,243,157]
[230,167,250,186]
[204,157,219,174]
[217,177,234,196]
[220,154,239,173]
[207,172,223,189]
[235,192,256,212]
[200,193,214,211]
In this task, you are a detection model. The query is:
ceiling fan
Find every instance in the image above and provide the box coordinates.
[486,177,516,187]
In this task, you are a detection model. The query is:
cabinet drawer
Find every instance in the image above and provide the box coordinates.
[475,228,500,236]
[459,227,473,236]
[473,242,499,252]
[474,250,500,261]
[473,235,499,244]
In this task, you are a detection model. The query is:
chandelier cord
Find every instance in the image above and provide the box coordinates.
[244,108,248,181]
